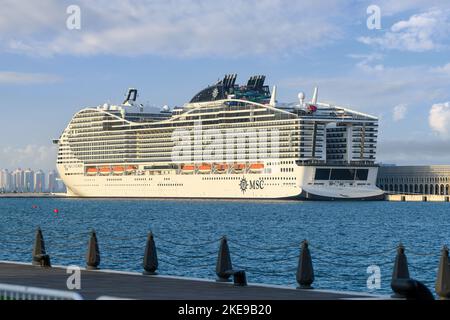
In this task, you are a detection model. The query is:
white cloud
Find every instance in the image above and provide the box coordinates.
[358,9,450,52]
[0,71,61,84]
[429,102,450,137]
[0,144,58,171]
[393,104,408,121]
[432,63,450,75]
[0,0,345,57]
[348,53,385,73]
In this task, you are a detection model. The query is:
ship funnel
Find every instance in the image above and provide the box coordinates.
[123,88,138,106]
[270,86,277,107]
[311,87,318,105]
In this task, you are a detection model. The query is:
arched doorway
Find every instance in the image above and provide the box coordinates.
[424,184,429,194]
[430,184,434,195]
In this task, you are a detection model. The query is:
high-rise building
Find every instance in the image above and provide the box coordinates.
[12,168,24,192]
[34,170,45,193]
[55,177,67,193]
[23,169,34,192]
[0,169,12,192]
[47,170,57,193]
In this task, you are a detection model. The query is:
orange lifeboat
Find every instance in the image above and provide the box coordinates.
[182,165,195,174]
[215,164,229,173]
[249,163,264,172]
[86,167,97,175]
[198,164,212,174]
[113,166,125,174]
[99,166,111,175]
[126,165,137,173]
[233,163,246,172]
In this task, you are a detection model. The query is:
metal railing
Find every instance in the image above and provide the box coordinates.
[0,283,83,300]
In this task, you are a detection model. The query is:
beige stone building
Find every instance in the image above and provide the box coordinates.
[377,165,450,195]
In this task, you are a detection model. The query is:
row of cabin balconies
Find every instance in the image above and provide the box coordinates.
[74,146,302,158]
[78,153,301,163]
[67,124,303,140]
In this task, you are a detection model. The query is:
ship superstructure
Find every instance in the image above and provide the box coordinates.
[55,75,383,200]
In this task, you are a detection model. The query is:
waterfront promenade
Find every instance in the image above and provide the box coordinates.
[386,194,450,202]
[0,193,66,198]
[0,261,385,300]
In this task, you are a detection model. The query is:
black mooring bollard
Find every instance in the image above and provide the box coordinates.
[391,244,410,298]
[86,229,100,270]
[32,227,51,267]
[391,278,434,300]
[435,245,450,299]
[391,244,410,281]
[296,240,314,289]
[143,232,158,275]
[216,236,233,282]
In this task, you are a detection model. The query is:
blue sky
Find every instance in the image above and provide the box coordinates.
[1,0,450,170]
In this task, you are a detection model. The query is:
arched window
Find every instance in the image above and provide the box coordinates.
[436,184,440,195]
[424,184,429,194]
[419,184,424,194]
[430,184,434,195]
[441,184,445,195]
[404,184,409,193]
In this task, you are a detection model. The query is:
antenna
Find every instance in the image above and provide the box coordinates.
[270,86,277,107]
[311,87,318,105]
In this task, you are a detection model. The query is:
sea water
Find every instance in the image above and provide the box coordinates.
[0,198,448,296]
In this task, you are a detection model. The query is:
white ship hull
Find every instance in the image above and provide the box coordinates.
[58,163,384,200]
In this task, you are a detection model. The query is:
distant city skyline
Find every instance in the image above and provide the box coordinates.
[0,168,66,193]
[1,1,450,169]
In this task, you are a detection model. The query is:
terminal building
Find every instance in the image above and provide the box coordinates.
[376,165,450,195]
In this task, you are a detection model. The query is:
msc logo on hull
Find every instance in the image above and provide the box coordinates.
[239,177,265,194]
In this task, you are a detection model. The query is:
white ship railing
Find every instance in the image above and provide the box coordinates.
[0,283,83,300]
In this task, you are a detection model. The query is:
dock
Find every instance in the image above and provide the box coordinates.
[386,194,450,202]
[0,193,66,198]
[0,261,386,300]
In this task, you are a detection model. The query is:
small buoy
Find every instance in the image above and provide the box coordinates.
[32,205,38,209]
[53,209,59,214]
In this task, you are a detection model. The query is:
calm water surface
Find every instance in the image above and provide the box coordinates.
[0,198,448,296]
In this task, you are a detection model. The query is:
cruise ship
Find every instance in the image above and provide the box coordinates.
[54,74,384,200]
